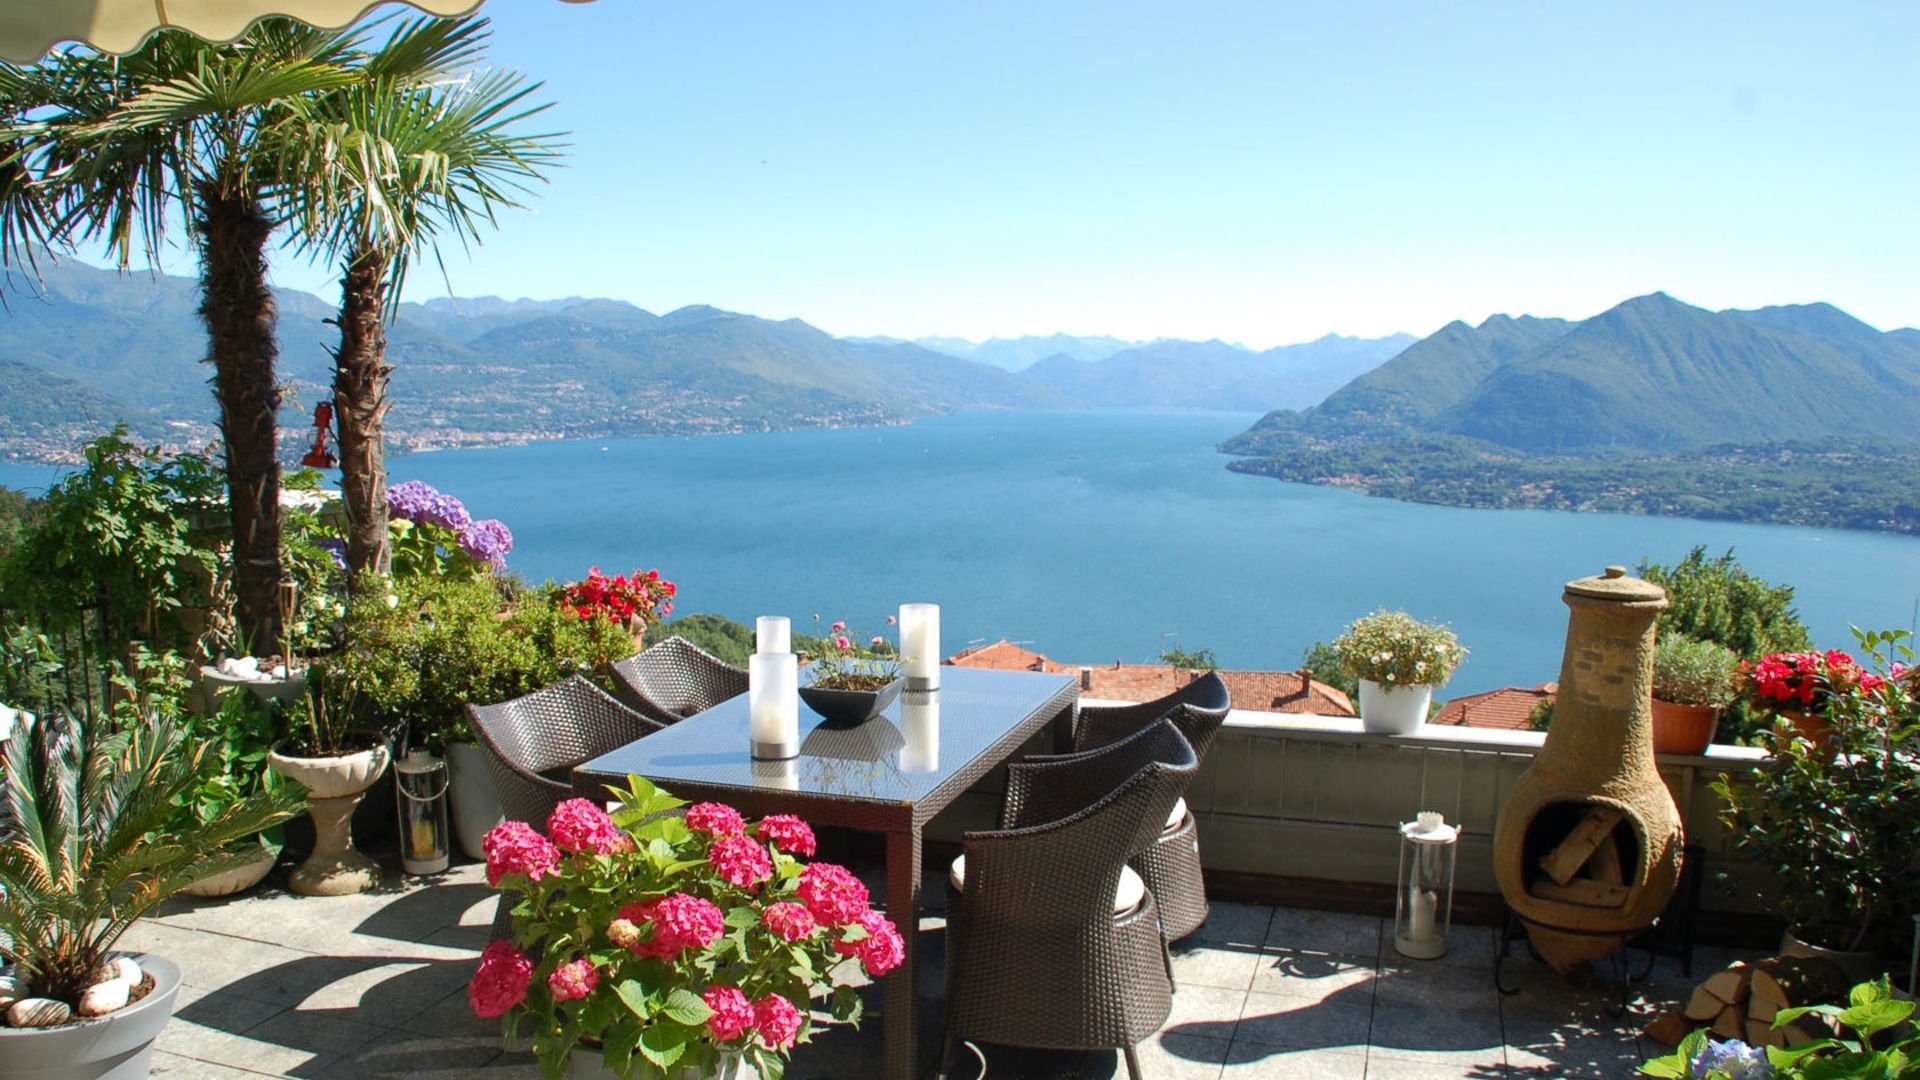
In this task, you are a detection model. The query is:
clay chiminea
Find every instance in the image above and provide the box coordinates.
[1492,566,1684,973]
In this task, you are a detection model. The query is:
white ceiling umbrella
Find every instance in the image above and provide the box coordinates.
[0,0,593,63]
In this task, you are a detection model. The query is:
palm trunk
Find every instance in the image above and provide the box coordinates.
[333,249,393,583]
[196,182,284,655]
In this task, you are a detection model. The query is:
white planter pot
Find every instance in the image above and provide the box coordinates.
[0,954,180,1080]
[1781,928,1880,985]
[571,1048,753,1079]
[1358,680,1433,736]
[177,842,278,899]
[446,742,504,861]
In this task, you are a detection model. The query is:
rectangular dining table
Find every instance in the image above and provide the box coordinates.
[571,665,1078,1080]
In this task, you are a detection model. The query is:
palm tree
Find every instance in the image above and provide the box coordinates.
[276,17,560,578]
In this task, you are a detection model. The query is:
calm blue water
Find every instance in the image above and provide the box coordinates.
[6,410,1918,697]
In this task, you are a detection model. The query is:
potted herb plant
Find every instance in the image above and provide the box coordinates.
[1713,628,1920,979]
[1650,635,1741,755]
[0,709,302,1077]
[1333,610,1467,735]
[475,777,900,1078]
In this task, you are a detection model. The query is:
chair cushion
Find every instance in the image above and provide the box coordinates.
[1165,796,1188,832]
[949,854,1148,915]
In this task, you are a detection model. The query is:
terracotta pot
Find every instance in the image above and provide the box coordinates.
[1357,680,1431,735]
[1777,708,1838,761]
[1649,698,1719,755]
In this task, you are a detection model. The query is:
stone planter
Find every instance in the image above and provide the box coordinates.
[0,954,180,1080]
[1781,928,1880,985]
[267,745,391,896]
[177,841,278,899]
[198,663,308,707]
[446,742,504,861]
[1357,680,1432,735]
[1649,698,1719,756]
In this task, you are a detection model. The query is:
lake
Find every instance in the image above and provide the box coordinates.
[5,410,1917,698]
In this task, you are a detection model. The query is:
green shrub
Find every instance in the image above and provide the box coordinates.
[641,613,753,667]
[1639,546,1810,659]
[1651,635,1741,708]
[1301,639,1359,701]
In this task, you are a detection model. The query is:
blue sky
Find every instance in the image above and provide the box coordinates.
[181,1,1920,346]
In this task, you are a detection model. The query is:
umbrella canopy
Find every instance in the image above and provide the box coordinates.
[0,0,590,63]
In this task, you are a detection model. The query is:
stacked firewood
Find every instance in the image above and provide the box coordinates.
[1642,956,1847,1049]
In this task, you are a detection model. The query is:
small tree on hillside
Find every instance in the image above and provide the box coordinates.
[1637,546,1810,659]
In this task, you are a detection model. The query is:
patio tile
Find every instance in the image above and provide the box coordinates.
[1373,959,1504,1011]
[1368,996,1505,1059]
[242,1005,394,1057]
[1163,982,1248,1035]
[151,1049,284,1077]
[1379,920,1503,969]
[1365,1049,1508,1078]
[1187,900,1275,949]
[1234,990,1373,1053]
[154,1020,338,1076]
[1139,1031,1232,1079]
[169,981,290,1035]
[1170,942,1263,992]
[1251,948,1379,1005]
[400,985,501,1040]
[1221,1039,1368,1078]
[1265,907,1383,960]
[310,1028,509,1078]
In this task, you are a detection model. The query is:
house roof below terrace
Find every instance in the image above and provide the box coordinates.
[1431,683,1557,731]
[945,640,1356,716]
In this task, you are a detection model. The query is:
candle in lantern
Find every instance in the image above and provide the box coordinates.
[755,615,790,656]
[748,652,798,759]
[899,603,940,689]
[1407,885,1435,942]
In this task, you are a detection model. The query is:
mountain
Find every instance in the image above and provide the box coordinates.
[0,358,163,452]
[870,333,1137,371]
[1226,294,1920,456]
[1022,333,1414,412]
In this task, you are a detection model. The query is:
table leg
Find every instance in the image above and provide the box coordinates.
[883,825,923,1080]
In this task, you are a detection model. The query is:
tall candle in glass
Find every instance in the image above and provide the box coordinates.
[749,652,799,760]
[899,603,940,690]
[900,690,940,773]
[755,615,790,656]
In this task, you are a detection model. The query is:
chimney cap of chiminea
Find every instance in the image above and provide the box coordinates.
[1564,564,1667,605]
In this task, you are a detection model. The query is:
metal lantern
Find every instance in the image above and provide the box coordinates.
[1395,810,1460,959]
[395,749,450,875]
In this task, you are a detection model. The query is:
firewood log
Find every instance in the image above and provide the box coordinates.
[1684,984,1727,1021]
[1710,1003,1746,1039]
[1702,962,1751,1004]
[1537,806,1625,886]
[1642,1010,1693,1047]
[1748,956,1847,1015]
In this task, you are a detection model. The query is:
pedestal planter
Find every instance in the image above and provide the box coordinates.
[1357,680,1432,735]
[0,955,180,1080]
[446,742,503,861]
[267,745,391,896]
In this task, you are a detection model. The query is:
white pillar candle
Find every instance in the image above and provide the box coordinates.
[900,691,940,773]
[755,615,790,656]
[899,603,940,688]
[748,652,799,759]
[1408,885,1435,943]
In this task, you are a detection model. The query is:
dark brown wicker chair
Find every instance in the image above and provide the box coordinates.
[608,636,747,727]
[942,719,1198,1079]
[1072,671,1231,943]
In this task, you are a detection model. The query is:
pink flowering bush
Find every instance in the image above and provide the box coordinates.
[473,776,899,1078]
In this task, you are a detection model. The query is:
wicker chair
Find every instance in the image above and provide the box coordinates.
[942,719,1198,1080]
[609,636,747,726]
[1072,671,1231,943]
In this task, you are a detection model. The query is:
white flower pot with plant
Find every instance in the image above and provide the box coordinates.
[1648,635,1740,755]
[1334,610,1467,735]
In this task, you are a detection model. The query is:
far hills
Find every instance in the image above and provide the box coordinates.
[0,257,1408,460]
[1222,292,1920,533]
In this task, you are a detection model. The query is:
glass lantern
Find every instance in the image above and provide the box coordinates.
[1394,810,1459,959]
[395,748,450,875]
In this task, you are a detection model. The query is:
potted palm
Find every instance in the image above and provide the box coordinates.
[1333,610,1467,735]
[0,710,303,1077]
[1649,635,1741,755]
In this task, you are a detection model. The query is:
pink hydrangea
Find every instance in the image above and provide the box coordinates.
[616,894,726,958]
[760,901,818,942]
[709,834,773,888]
[757,814,817,857]
[703,984,755,1042]
[546,798,628,856]
[468,940,534,1018]
[833,909,905,976]
[686,802,746,837]
[482,821,560,887]
[796,862,869,925]
[546,957,598,1002]
[605,917,641,950]
[754,993,802,1049]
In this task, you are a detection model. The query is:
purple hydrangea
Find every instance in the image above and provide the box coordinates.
[1692,1039,1771,1079]
[459,518,513,570]
[387,480,471,532]
[316,537,348,571]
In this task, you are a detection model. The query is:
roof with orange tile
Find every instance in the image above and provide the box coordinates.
[945,640,1356,716]
[1431,683,1557,731]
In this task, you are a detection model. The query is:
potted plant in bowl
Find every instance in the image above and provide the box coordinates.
[0,708,303,1077]
[1333,610,1467,735]
[1650,635,1741,755]
[798,616,901,725]
[1712,628,1919,980]
[173,691,291,897]
[475,776,901,1078]
[266,663,397,896]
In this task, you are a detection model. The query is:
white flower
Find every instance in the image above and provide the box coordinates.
[385,593,399,608]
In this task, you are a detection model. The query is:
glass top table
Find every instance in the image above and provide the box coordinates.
[572,665,1077,1080]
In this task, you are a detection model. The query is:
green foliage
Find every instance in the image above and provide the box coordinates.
[0,707,305,1005]
[1712,629,1920,960]
[799,614,898,691]
[0,484,39,559]
[1301,639,1359,702]
[642,614,754,668]
[1652,635,1742,708]
[1527,698,1555,732]
[1160,644,1218,670]
[1332,610,1467,688]
[170,690,286,828]
[1642,547,1812,660]
[1640,976,1917,1078]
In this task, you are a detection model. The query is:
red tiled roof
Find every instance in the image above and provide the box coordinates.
[1431,683,1557,731]
[945,640,1356,717]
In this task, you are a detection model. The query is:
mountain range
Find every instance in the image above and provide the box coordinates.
[0,258,1409,459]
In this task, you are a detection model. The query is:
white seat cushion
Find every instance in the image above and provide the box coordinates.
[949,854,1148,915]
[1165,796,1188,832]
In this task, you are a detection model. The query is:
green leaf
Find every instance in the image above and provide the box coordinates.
[724,905,760,929]
[1839,998,1913,1039]
[613,978,653,1020]
[1770,1039,1846,1066]
[830,984,864,1025]
[660,987,713,1026]
[636,1024,687,1071]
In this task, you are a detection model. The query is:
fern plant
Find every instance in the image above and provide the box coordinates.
[0,711,305,1006]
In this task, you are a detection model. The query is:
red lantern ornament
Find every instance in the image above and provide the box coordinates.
[302,401,338,469]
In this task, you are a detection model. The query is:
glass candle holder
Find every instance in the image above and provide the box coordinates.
[1394,810,1459,959]
[749,652,799,759]
[756,615,790,655]
[394,749,449,876]
[900,688,940,773]
[899,602,940,689]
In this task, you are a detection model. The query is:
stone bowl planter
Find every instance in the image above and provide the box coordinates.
[176,842,278,899]
[0,954,181,1080]
[267,745,391,896]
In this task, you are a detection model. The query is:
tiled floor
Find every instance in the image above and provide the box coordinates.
[120,858,1741,1078]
